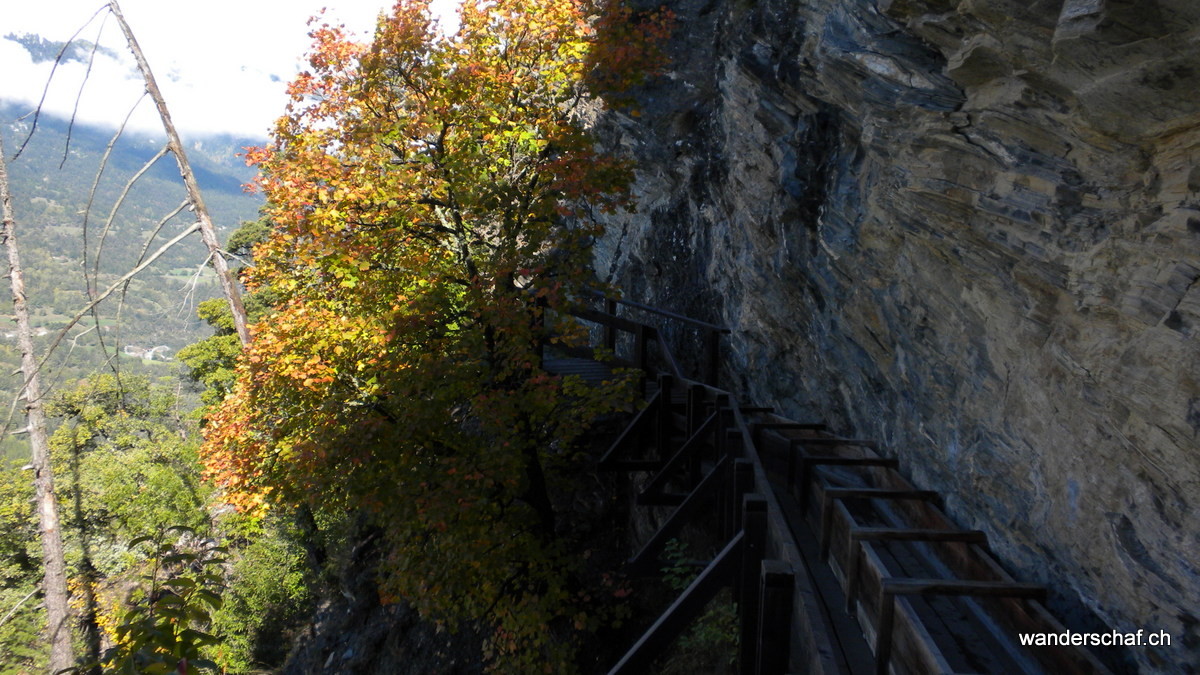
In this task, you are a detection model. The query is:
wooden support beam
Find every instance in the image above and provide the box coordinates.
[628,456,730,574]
[843,528,989,612]
[686,384,706,436]
[604,297,617,351]
[640,412,717,504]
[598,390,660,470]
[795,455,900,505]
[573,306,646,335]
[752,422,828,440]
[757,560,795,675]
[636,323,650,373]
[715,394,732,459]
[705,328,721,387]
[656,374,676,454]
[688,385,708,484]
[819,489,939,561]
[609,531,745,675]
[738,495,768,675]
[795,438,880,450]
[730,459,754,540]
[874,579,1047,675]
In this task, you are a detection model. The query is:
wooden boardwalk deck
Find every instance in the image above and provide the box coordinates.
[543,355,615,386]
[556,293,1113,675]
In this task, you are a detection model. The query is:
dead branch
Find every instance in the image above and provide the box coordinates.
[62,11,113,169]
[12,4,109,161]
[0,134,74,673]
[108,0,251,346]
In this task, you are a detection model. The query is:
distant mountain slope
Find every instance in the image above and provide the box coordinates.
[0,100,265,460]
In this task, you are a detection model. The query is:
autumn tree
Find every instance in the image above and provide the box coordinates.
[202,0,667,669]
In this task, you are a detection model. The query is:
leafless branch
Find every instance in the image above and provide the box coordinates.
[12,4,110,161]
[61,11,113,169]
[109,0,251,345]
[81,92,147,298]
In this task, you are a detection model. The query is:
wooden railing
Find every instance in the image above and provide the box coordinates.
[572,289,729,386]
[561,293,1112,675]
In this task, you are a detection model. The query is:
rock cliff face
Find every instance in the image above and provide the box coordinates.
[593,0,1200,670]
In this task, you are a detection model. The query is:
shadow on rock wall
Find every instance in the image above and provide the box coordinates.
[594,0,1200,670]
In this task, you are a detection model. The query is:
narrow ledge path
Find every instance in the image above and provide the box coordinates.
[547,293,1114,675]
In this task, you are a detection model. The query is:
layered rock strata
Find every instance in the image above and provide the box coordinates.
[593,0,1200,670]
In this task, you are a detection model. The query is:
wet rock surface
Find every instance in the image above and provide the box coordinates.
[594,0,1200,670]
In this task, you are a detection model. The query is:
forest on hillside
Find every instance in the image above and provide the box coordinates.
[0,98,262,463]
[0,1,684,673]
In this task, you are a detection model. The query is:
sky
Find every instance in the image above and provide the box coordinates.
[1,0,460,140]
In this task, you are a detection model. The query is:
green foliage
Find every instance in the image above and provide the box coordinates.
[0,462,46,673]
[97,527,225,675]
[209,512,313,672]
[48,374,212,546]
[0,100,261,462]
[0,584,47,675]
[656,540,738,675]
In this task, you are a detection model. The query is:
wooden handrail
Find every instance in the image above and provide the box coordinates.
[580,288,732,333]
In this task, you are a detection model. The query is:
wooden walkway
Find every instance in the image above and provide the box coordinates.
[543,355,614,386]
[554,294,1112,675]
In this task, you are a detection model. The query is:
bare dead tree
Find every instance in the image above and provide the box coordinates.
[0,137,74,673]
[108,0,252,346]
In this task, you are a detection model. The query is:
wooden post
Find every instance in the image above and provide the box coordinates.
[757,560,794,675]
[738,495,768,674]
[705,329,721,387]
[714,394,731,459]
[730,459,754,540]
[605,297,617,351]
[636,323,650,372]
[687,385,705,485]
[655,373,675,456]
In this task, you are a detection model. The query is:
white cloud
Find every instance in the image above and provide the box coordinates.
[1,0,462,140]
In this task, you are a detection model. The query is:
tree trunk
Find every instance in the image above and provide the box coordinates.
[0,137,75,673]
[107,0,252,346]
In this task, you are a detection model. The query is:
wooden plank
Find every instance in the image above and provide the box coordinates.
[608,531,744,675]
[753,422,828,434]
[819,489,939,560]
[604,297,617,350]
[580,290,731,333]
[883,578,1047,599]
[844,529,989,612]
[875,579,1047,675]
[795,438,880,450]
[705,328,722,386]
[572,306,647,334]
[686,384,706,436]
[795,454,899,501]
